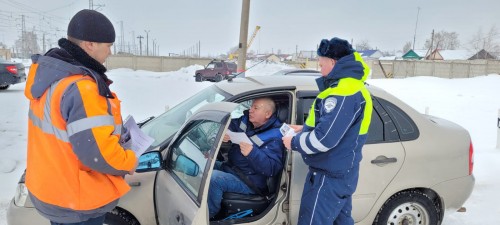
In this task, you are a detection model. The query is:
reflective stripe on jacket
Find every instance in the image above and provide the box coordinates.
[25,55,136,223]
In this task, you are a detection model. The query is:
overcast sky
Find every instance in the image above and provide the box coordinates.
[1,0,499,56]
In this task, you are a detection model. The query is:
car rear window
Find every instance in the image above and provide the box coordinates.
[378,98,419,141]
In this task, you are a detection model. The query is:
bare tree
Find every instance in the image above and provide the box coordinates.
[14,30,40,58]
[468,25,500,53]
[402,41,412,53]
[424,30,460,50]
[355,39,371,51]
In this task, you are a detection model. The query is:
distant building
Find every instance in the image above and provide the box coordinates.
[426,49,472,60]
[357,50,384,59]
[299,50,317,60]
[402,49,428,60]
[0,48,12,60]
[468,49,496,60]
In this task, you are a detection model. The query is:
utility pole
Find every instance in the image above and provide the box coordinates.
[21,15,26,58]
[42,33,46,53]
[120,21,124,53]
[237,0,250,75]
[152,39,156,56]
[425,29,435,59]
[130,31,136,54]
[137,35,144,56]
[413,7,420,50]
[144,30,150,56]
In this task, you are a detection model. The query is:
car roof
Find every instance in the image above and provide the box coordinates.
[272,69,321,76]
[215,75,387,98]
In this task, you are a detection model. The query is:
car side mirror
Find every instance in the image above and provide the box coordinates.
[174,155,200,177]
[136,151,162,173]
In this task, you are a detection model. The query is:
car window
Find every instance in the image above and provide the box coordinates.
[231,100,252,119]
[215,62,223,68]
[206,63,215,69]
[378,98,419,141]
[140,86,229,149]
[228,63,237,70]
[298,95,400,144]
[366,109,384,144]
[169,120,222,199]
[297,97,316,125]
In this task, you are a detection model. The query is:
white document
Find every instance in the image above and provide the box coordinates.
[226,130,252,145]
[280,123,297,137]
[121,115,155,158]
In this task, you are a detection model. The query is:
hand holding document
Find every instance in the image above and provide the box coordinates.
[121,115,155,158]
[226,130,252,145]
[280,123,297,137]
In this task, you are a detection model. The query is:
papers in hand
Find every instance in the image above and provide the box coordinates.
[280,123,297,137]
[121,115,155,158]
[226,130,252,145]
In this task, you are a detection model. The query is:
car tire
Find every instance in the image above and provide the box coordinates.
[104,208,140,225]
[373,190,439,225]
[195,74,203,82]
[0,85,10,90]
[215,73,224,82]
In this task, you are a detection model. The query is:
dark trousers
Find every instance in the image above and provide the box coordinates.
[297,167,359,225]
[50,215,106,225]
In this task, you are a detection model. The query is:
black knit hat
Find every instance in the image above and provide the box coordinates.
[317,37,354,60]
[67,9,115,43]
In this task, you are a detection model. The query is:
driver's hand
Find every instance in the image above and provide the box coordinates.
[222,134,230,142]
[239,142,253,156]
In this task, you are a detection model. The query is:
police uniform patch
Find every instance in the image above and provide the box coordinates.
[324,97,337,113]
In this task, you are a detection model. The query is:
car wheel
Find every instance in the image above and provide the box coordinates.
[0,85,10,90]
[215,73,224,82]
[195,74,203,82]
[104,208,139,225]
[373,190,439,225]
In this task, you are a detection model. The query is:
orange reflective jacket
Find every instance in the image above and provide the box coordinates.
[25,55,137,219]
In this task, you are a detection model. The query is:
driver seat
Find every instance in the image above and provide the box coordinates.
[215,103,289,220]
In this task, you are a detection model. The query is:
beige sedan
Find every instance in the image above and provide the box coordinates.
[8,76,474,225]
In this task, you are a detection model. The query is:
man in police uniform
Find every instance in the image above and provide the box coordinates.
[282,37,372,225]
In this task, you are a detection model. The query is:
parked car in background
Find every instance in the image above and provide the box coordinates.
[271,68,321,76]
[8,76,474,225]
[195,60,237,82]
[0,58,26,90]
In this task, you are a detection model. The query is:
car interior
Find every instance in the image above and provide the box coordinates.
[210,93,291,222]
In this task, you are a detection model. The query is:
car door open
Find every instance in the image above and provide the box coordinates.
[151,102,238,225]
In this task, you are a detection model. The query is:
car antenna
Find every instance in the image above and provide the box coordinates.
[227,59,266,82]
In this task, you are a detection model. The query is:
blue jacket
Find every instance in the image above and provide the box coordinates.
[291,52,373,174]
[225,110,285,191]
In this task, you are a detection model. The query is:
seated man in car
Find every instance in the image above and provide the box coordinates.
[208,97,285,218]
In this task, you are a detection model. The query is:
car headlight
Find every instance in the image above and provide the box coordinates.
[14,182,29,207]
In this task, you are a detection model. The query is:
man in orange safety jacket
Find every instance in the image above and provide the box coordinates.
[24,9,138,225]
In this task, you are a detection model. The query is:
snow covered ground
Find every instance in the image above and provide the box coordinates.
[0,60,499,224]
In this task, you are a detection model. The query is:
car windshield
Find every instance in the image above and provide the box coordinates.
[140,85,230,149]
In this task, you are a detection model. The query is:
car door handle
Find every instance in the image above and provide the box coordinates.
[371,156,397,164]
